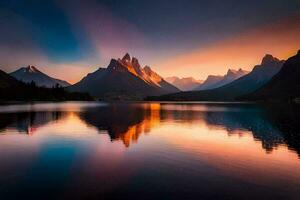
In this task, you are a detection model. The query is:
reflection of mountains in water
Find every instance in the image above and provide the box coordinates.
[0,103,299,156]
[78,104,160,147]
[0,111,66,135]
[159,104,300,156]
[0,104,161,147]
[203,106,285,153]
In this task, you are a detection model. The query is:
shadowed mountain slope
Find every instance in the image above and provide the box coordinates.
[194,68,248,91]
[0,69,21,89]
[69,53,180,100]
[240,50,300,101]
[146,54,284,101]
[0,70,91,101]
[10,65,70,88]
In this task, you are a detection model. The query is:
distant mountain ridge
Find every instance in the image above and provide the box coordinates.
[195,75,223,91]
[10,65,71,88]
[195,68,249,90]
[0,70,91,101]
[165,76,203,91]
[146,54,284,101]
[240,50,300,101]
[69,53,180,99]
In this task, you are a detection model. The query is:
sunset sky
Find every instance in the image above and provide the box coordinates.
[1,0,300,83]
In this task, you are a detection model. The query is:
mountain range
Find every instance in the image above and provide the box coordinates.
[240,50,300,101]
[68,53,180,100]
[10,65,70,88]
[2,50,300,102]
[146,54,284,101]
[194,68,249,91]
[165,76,203,91]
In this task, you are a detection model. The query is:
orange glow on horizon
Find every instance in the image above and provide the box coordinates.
[158,15,300,80]
[5,15,299,84]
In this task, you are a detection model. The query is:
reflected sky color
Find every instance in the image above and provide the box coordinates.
[1,1,300,83]
[0,102,300,199]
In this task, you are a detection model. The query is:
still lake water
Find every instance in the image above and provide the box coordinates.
[0,102,300,200]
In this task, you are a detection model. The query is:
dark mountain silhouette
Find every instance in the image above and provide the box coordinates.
[0,69,21,89]
[0,70,91,101]
[0,111,66,135]
[69,53,180,100]
[147,54,284,101]
[194,68,248,91]
[240,50,300,101]
[166,76,203,91]
[10,65,70,88]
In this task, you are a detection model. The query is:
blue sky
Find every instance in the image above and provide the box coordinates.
[1,0,300,82]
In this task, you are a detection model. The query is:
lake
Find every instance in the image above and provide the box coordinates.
[0,102,300,200]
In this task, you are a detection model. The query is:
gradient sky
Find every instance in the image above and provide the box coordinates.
[1,0,300,83]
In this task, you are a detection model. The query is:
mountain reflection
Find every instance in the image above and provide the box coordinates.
[158,103,300,156]
[0,111,66,135]
[0,103,299,156]
[202,108,285,153]
[77,103,160,147]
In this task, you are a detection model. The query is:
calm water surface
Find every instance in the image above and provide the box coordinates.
[0,102,300,200]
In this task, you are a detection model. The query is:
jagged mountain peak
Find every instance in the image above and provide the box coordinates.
[252,55,284,72]
[226,68,248,76]
[108,58,120,67]
[240,50,300,101]
[23,65,39,73]
[261,54,280,65]
[143,66,162,79]
[120,54,141,68]
[207,75,223,80]
[10,65,70,88]
[122,53,131,62]
[155,53,285,101]
[237,68,247,73]
[226,69,239,76]
[131,57,139,63]
[143,65,152,72]
[107,59,130,73]
[143,66,162,83]
[227,69,236,73]
[69,54,180,99]
[195,68,248,91]
[131,57,142,70]
[116,54,165,87]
